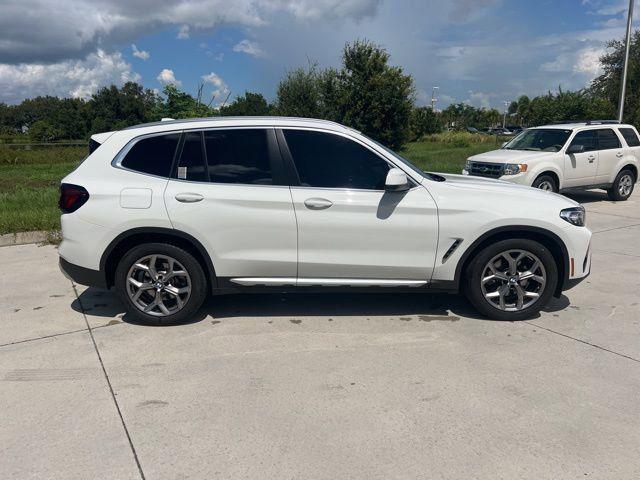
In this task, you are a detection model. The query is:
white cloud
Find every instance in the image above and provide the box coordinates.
[201,72,230,105]
[177,25,190,39]
[131,44,150,60]
[233,39,266,58]
[156,68,181,87]
[0,50,139,104]
[541,46,605,79]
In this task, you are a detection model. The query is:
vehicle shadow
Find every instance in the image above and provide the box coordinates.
[564,190,610,204]
[72,287,572,326]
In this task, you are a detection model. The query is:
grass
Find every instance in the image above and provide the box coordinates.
[0,133,504,235]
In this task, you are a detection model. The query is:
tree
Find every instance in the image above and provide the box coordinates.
[29,120,62,142]
[220,92,272,116]
[275,64,324,118]
[409,106,442,140]
[590,30,640,126]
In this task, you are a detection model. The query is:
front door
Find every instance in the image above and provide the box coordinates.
[281,128,438,284]
[164,128,297,282]
[595,128,624,184]
[564,130,598,187]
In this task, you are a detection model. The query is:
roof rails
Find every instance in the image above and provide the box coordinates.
[585,120,621,125]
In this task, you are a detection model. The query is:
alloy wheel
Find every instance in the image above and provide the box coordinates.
[618,174,633,197]
[537,181,554,191]
[480,249,547,312]
[126,254,191,317]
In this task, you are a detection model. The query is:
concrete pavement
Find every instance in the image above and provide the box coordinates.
[1,191,639,479]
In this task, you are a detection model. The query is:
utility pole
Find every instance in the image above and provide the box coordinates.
[431,86,439,111]
[618,0,635,122]
[502,101,510,129]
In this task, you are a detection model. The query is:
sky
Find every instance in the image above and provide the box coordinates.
[0,0,638,109]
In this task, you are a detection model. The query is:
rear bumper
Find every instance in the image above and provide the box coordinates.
[59,257,107,289]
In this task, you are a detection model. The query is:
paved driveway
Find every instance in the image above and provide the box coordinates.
[2,190,639,479]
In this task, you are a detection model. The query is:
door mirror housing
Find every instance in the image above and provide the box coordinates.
[385,168,410,192]
[567,144,585,154]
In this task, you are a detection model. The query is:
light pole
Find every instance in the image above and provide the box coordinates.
[431,86,439,111]
[618,0,635,122]
[503,101,510,129]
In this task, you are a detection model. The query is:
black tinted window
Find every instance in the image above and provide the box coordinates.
[570,131,598,152]
[204,129,273,185]
[121,133,180,177]
[284,130,390,189]
[177,132,208,182]
[620,128,640,147]
[597,129,622,150]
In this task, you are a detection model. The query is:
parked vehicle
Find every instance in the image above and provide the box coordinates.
[59,117,591,324]
[463,121,639,200]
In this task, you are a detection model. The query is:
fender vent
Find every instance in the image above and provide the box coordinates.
[442,238,463,263]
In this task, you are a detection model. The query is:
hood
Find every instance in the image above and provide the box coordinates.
[468,149,558,164]
[434,173,579,207]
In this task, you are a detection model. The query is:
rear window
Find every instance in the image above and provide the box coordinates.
[597,129,622,150]
[121,133,180,177]
[619,128,640,147]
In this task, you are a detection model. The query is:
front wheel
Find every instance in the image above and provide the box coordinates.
[464,239,558,321]
[115,243,207,325]
[607,169,635,201]
[532,174,558,193]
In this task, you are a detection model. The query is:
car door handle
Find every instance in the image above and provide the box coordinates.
[175,193,204,203]
[616,152,624,158]
[304,198,333,210]
[587,155,596,163]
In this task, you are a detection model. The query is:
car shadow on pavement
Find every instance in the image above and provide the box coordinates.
[72,287,572,326]
[564,190,610,204]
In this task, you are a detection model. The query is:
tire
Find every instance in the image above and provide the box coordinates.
[607,168,635,201]
[532,174,558,193]
[464,239,558,321]
[115,243,207,325]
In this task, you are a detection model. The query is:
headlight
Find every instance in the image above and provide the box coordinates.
[503,163,528,175]
[560,206,586,227]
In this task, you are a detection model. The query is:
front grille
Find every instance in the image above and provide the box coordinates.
[467,161,504,179]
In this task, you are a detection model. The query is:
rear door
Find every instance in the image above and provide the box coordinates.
[595,128,624,184]
[564,130,598,187]
[164,128,297,282]
[279,128,438,285]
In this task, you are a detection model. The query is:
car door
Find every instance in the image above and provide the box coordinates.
[164,128,297,283]
[595,128,624,184]
[564,130,598,187]
[279,128,439,285]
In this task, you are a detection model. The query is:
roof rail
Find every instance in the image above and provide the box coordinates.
[585,120,621,125]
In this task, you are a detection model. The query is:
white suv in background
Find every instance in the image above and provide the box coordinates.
[59,117,591,324]
[463,121,639,200]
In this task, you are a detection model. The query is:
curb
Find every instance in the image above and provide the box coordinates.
[0,231,61,247]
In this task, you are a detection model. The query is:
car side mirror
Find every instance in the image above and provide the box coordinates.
[567,144,585,154]
[385,168,410,192]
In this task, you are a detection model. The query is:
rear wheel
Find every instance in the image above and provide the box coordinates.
[532,174,558,193]
[115,243,207,325]
[607,169,635,201]
[464,239,558,321]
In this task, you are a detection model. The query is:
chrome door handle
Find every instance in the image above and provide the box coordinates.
[175,193,204,203]
[616,152,624,158]
[304,198,333,210]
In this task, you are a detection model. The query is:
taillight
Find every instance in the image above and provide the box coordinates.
[59,183,89,213]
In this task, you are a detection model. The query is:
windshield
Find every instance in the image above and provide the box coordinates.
[504,129,572,152]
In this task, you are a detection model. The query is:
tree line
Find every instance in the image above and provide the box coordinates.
[0,33,638,149]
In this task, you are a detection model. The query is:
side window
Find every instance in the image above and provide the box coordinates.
[121,133,180,177]
[177,132,208,182]
[619,128,640,147]
[569,130,598,153]
[597,129,622,150]
[203,129,273,185]
[283,129,390,190]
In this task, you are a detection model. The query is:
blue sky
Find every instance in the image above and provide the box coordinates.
[0,0,638,108]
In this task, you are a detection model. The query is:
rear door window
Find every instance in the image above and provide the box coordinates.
[121,133,180,177]
[176,131,208,182]
[569,130,598,152]
[619,128,640,147]
[596,129,622,150]
[203,129,274,185]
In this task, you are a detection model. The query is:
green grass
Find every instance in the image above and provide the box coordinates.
[0,133,504,234]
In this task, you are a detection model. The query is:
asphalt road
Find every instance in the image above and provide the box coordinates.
[1,190,639,479]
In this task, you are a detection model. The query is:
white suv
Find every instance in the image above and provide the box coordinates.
[463,121,639,200]
[58,117,591,324]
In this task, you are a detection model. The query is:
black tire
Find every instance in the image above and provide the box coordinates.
[532,174,558,193]
[464,239,558,321]
[115,243,207,325]
[607,168,635,201]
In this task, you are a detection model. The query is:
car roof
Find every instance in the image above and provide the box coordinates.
[121,116,357,135]
[530,122,636,130]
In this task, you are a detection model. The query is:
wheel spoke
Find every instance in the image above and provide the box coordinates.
[148,255,158,280]
[515,285,525,309]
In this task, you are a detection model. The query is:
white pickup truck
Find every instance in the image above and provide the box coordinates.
[463,121,640,201]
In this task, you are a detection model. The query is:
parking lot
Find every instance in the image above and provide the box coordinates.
[2,190,639,479]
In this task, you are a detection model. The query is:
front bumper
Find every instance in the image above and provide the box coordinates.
[59,257,107,289]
